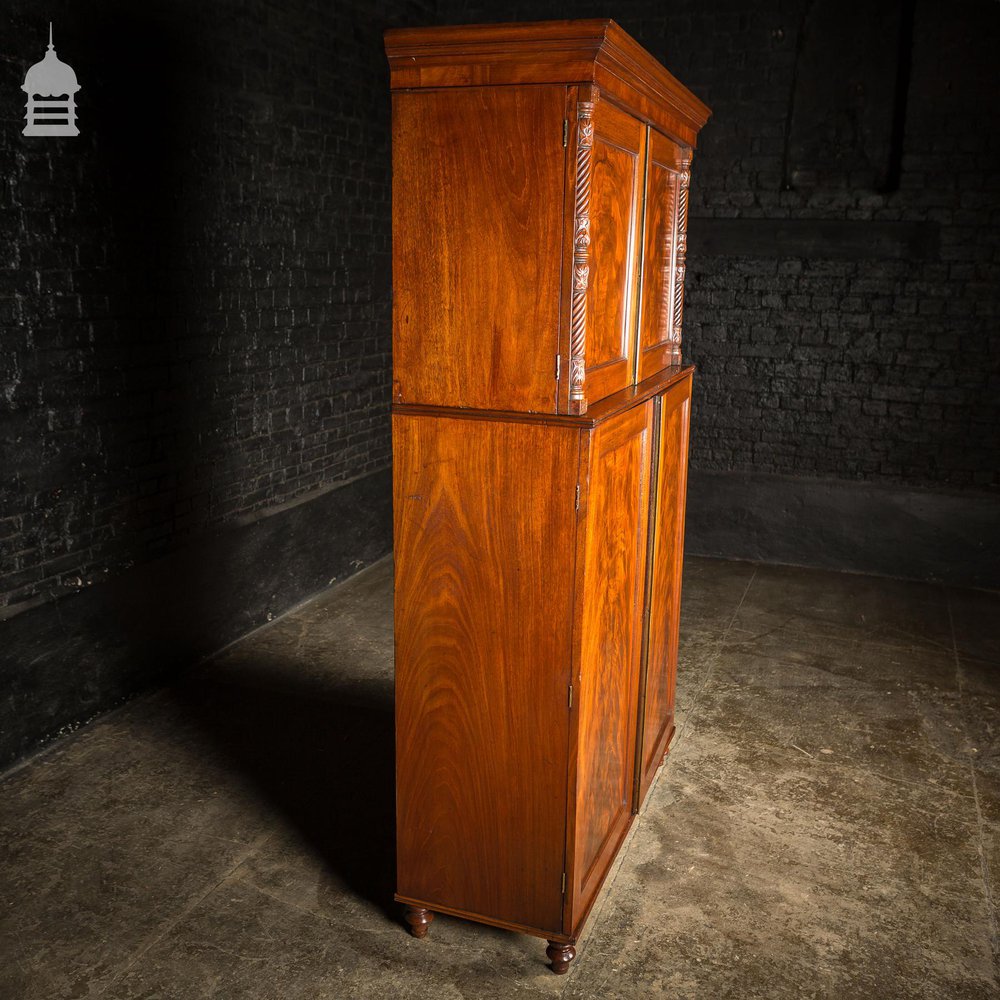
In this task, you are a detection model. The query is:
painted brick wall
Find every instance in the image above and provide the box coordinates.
[0,0,433,613]
[438,0,1000,489]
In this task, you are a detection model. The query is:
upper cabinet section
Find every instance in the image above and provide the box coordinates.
[386,21,710,415]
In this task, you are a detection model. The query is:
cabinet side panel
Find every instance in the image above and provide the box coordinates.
[571,401,652,924]
[393,414,579,934]
[637,375,692,803]
[391,87,566,413]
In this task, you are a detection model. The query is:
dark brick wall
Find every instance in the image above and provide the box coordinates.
[4,0,995,618]
[680,0,1000,488]
[0,0,432,615]
[438,0,1000,491]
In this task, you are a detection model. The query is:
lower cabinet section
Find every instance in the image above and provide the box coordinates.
[392,371,693,973]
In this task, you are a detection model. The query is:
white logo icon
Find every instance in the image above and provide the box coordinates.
[22,23,80,137]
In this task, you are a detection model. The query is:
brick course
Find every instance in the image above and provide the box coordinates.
[2,0,997,614]
[439,0,1000,488]
[0,0,432,611]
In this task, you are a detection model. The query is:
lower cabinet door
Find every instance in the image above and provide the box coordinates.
[635,376,692,806]
[571,400,653,927]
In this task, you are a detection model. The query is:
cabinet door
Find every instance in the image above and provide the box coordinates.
[570,401,653,927]
[635,129,687,383]
[581,101,645,405]
[635,376,692,807]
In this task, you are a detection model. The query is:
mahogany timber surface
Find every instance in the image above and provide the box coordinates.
[636,376,692,805]
[637,129,685,383]
[571,401,652,927]
[391,86,565,412]
[393,413,579,934]
[384,20,711,147]
[392,364,695,429]
[584,99,645,405]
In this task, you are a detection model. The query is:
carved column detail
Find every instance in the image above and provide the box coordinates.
[670,151,693,362]
[569,89,597,414]
[658,176,678,346]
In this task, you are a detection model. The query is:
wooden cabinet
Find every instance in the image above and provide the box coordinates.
[386,19,710,974]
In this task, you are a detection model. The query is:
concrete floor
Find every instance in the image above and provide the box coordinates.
[2,556,999,999]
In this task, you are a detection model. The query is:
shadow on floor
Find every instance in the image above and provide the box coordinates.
[166,657,397,919]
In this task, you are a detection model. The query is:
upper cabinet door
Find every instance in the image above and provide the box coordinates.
[577,100,645,409]
[635,130,691,383]
[392,86,566,413]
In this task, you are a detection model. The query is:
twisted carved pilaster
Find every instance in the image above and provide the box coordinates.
[670,152,693,361]
[658,179,677,345]
[568,91,597,414]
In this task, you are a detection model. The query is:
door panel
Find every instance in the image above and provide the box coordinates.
[572,401,653,925]
[584,101,645,405]
[636,377,692,806]
[636,129,685,383]
[394,414,579,934]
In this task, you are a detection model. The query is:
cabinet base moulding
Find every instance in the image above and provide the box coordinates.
[395,894,575,945]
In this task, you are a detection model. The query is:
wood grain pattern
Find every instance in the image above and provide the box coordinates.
[393,413,580,934]
[571,401,652,925]
[393,364,695,430]
[387,20,708,964]
[636,375,692,806]
[384,20,712,147]
[636,129,685,383]
[583,100,645,407]
[391,86,566,412]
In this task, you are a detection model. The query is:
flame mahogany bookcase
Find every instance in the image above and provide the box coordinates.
[385,20,710,975]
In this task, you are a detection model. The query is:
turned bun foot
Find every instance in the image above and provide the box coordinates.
[404,906,434,938]
[546,940,576,975]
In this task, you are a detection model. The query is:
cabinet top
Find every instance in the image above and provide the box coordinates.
[384,19,711,147]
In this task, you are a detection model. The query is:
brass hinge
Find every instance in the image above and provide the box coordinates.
[555,354,561,381]
[563,119,569,147]
[575,484,581,511]
[568,684,573,709]
[561,871,567,894]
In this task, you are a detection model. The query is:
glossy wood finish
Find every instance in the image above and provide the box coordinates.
[637,129,685,381]
[391,86,565,411]
[385,20,712,147]
[583,100,645,405]
[571,401,652,926]
[393,414,578,933]
[394,364,694,430]
[404,906,434,938]
[388,21,709,417]
[388,20,707,971]
[546,941,577,975]
[635,376,692,806]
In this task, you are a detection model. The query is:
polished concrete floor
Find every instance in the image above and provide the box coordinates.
[2,556,999,999]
